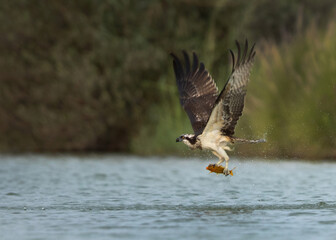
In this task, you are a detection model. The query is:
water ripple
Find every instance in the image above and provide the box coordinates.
[0,155,336,240]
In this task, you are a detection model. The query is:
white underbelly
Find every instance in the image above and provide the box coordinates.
[199,130,231,150]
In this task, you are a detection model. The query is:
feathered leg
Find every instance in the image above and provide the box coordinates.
[212,151,224,165]
[217,148,230,176]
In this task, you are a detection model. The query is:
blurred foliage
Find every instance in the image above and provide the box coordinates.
[0,0,335,158]
[133,22,336,159]
[238,23,336,159]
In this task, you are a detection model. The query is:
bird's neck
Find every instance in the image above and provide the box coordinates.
[183,136,201,149]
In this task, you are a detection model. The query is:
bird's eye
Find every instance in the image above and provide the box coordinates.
[181,136,185,139]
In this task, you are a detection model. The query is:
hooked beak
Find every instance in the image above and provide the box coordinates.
[176,137,182,142]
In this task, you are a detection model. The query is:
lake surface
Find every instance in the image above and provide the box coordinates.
[0,155,336,240]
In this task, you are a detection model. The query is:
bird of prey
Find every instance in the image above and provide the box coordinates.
[171,40,265,176]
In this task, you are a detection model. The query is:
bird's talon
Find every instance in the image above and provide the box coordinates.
[223,167,235,176]
[223,169,230,176]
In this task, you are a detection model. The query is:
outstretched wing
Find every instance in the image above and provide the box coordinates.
[203,40,256,136]
[171,51,218,135]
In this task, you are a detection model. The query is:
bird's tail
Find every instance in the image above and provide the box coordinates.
[232,137,266,144]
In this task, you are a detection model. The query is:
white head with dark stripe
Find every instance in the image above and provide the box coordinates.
[176,134,197,148]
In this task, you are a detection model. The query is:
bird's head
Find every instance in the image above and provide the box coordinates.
[176,134,185,143]
[176,134,196,146]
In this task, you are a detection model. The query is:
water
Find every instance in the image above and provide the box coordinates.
[1,155,336,240]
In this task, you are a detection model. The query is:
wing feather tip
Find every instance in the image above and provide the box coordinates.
[248,42,256,61]
[192,51,199,74]
[242,39,248,64]
[229,49,235,73]
[235,40,241,67]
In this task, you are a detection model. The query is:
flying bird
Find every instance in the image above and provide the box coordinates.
[171,40,265,176]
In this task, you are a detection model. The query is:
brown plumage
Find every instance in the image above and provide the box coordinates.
[172,40,256,137]
[171,51,218,135]
[210,40,256,136]
[172,40,261,176]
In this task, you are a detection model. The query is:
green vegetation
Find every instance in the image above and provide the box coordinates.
[0,0,335,158]
[133,23,336,159]
[242,23,336,159]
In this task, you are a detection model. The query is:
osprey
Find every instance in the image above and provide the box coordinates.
[171,40,265,176]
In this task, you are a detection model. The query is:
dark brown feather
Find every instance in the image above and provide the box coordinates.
[171,51,218,135]
[205,40,256,136]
